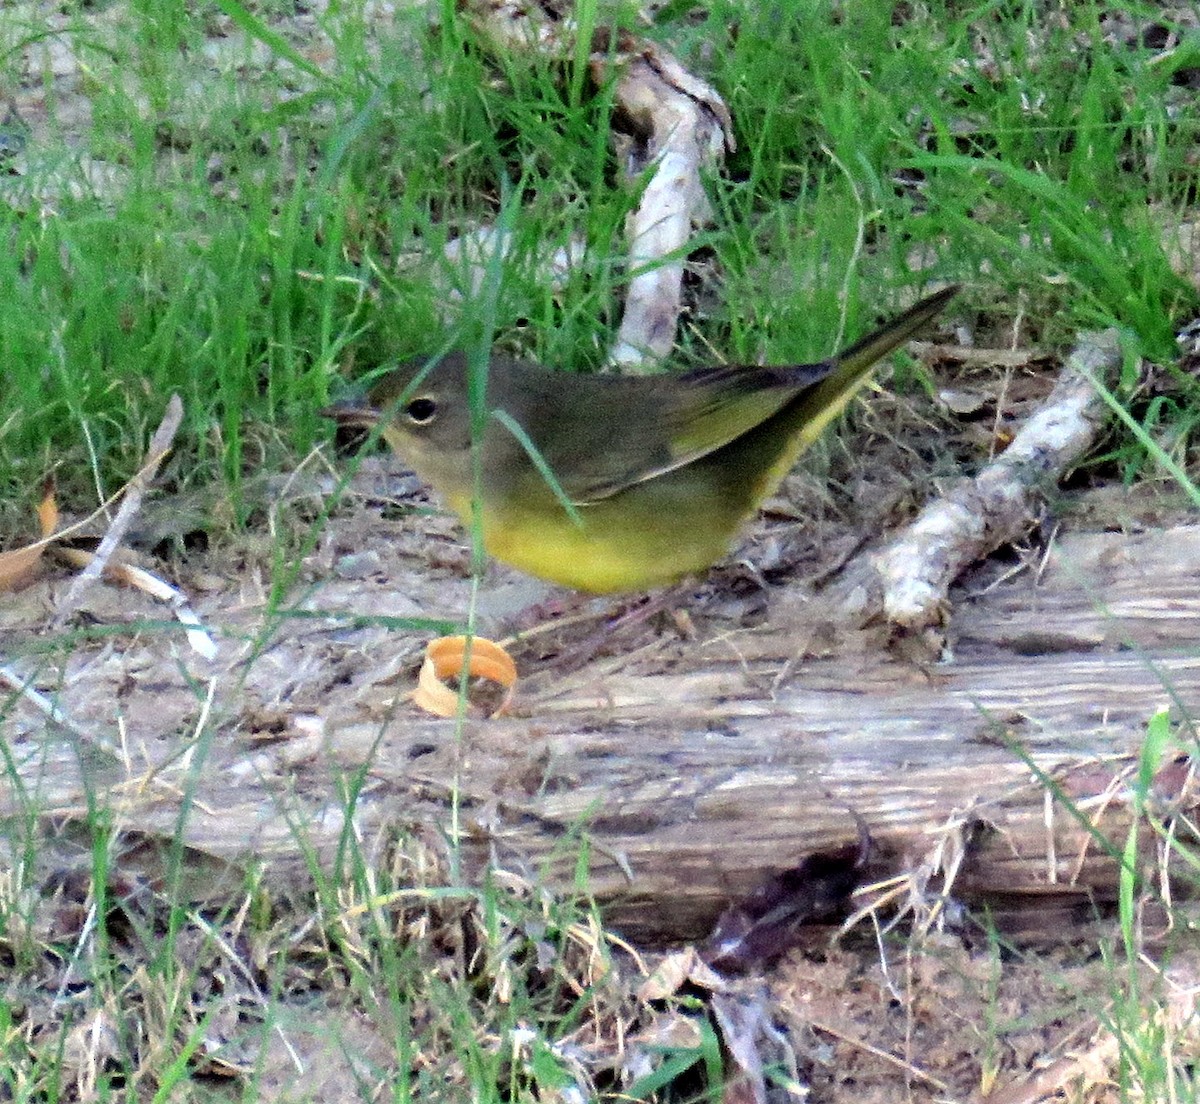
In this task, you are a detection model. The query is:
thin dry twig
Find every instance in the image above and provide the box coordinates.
[52,394,183,628]
[52,547,218,660]
[0,661,123,763]
[908,341,1049,368]
[809,1018,950,1093]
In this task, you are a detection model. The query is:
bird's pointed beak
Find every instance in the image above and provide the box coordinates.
[320,395,382,428]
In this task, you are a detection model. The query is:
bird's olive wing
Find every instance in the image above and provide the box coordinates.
[548,362,834,504]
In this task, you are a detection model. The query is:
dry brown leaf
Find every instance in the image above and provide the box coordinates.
[0,481,59,591]
[37,485,59,535]
[411,635,518,719]
[638,947,724,1001]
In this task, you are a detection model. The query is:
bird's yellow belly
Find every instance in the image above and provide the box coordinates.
[468,495,739,594]
[480,511,717,592]
[436,443,775,594]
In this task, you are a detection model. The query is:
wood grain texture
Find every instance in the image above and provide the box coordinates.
[6,526,1196,943]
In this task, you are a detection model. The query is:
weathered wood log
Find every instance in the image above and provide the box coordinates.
[5,524,1198,943]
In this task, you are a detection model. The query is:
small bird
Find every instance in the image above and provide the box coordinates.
[325,286,956,594]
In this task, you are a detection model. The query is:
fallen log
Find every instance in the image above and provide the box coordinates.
[5,524,1197,943]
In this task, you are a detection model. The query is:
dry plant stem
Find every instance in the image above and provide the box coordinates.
[52,548,218,660]
[0,662,76,731]
[460,0,733,369]
[0,662,122,763]
[861,329,1121,631]
[52,393,183,628]
[809,1019,949,1093]
[907,341,1048,369]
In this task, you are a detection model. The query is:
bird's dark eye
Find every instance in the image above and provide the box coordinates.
[405,397,438,425]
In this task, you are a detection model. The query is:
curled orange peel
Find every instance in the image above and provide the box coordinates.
[411,635,518,719]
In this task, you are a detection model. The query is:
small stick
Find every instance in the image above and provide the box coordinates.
[0,662,122,763]
[809,1018,950,1093]
[835,329,1122,632]
[52,394,183,628]
[606,44,732,368]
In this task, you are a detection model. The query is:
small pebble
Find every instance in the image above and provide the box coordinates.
[334,550,384,579]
